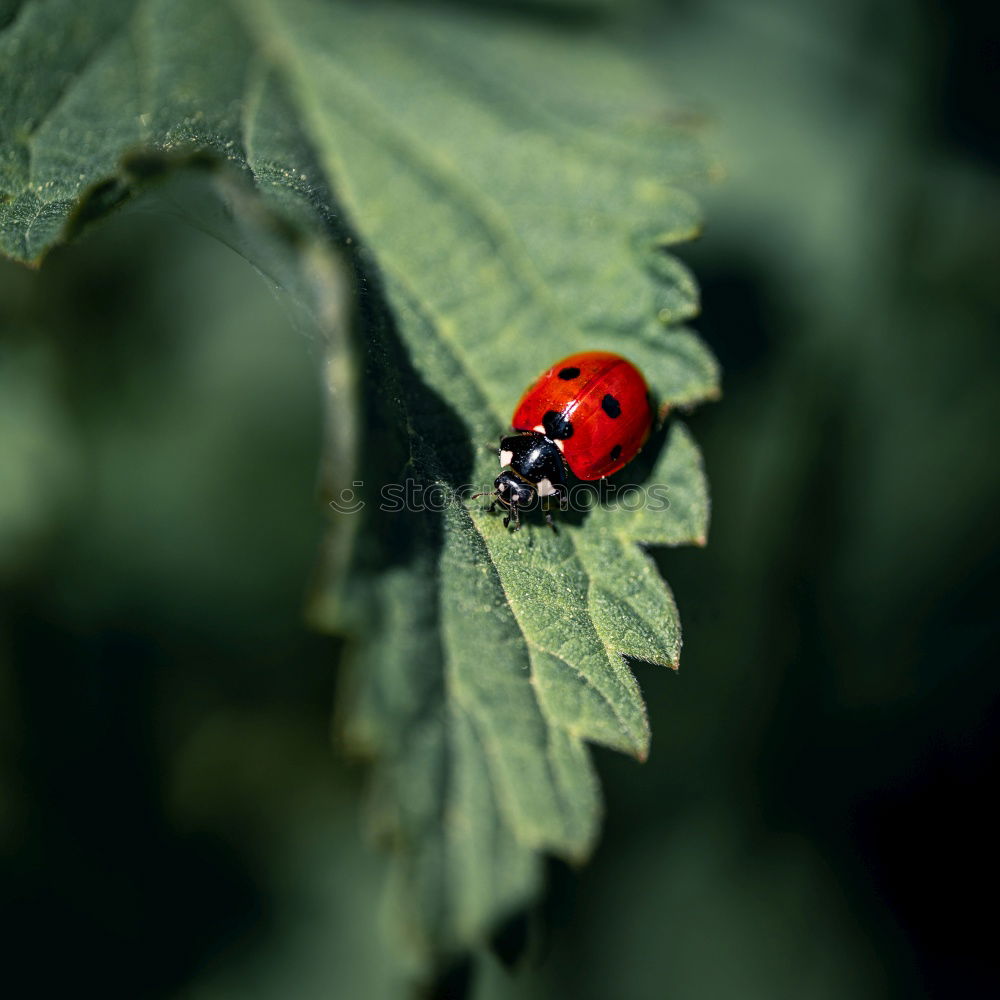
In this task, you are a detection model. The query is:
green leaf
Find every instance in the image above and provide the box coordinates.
[0,0,718,964]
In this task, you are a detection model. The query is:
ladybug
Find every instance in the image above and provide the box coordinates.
[479,351,654,530]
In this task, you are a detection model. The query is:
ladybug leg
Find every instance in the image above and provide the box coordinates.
[545,510,558,534]
[502,500,515,529]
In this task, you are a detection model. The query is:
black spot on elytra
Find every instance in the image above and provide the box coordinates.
[610,444,623,462]
[558,366,581,380]
[543,409,574,440]
[602,394,622,418]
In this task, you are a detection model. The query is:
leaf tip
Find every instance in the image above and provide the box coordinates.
[630,725,652,764]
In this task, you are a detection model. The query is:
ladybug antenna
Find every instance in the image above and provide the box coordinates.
[471,489,500,516]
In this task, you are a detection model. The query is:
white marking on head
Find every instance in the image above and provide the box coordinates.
[554,439,565,453]
[533,424,545,434]
[499,449,513,467]
[536,478,557,497]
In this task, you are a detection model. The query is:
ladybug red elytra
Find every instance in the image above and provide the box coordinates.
[478,351,654,531]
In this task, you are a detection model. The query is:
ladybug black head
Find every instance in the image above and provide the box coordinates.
[494,470,536,509]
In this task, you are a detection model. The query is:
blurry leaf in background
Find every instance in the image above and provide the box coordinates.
[541,808,881,1000]
[0,179,357,996]
[0,171,345,632]
[167,707,403,1000]
[0,338,79,578]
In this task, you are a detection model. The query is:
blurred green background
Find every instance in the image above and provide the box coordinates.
[1,0,996,997]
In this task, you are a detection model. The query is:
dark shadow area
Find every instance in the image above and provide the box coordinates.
[0,0,25,33]
[924,0,1000,166]
[1,600,276,997]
